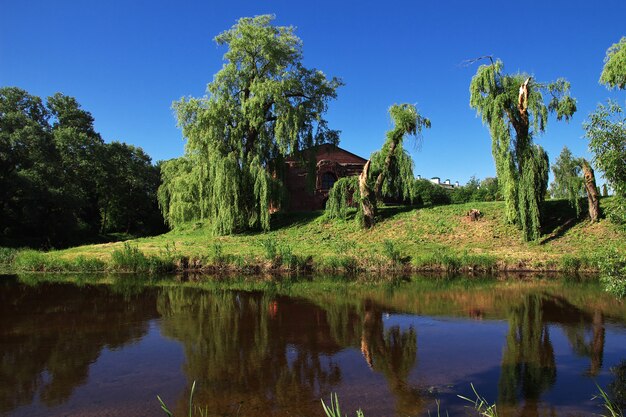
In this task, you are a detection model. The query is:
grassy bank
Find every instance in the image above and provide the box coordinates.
[2,199,624,275]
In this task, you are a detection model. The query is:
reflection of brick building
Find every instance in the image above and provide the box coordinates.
[285,144,367,211]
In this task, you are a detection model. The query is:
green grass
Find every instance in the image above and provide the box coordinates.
[3,198,624,275]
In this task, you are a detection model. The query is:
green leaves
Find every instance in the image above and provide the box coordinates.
[469,59,576,241]
[549,146,584,216]
[162,15,341,234]
[600,37,626,90]
[584,100,626,226]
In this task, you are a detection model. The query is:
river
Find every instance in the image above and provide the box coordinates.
[1,274,625,417]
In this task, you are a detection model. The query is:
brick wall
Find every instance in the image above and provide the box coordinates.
[284,144,366,211]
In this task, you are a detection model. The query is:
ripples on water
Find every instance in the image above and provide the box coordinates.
[0,274,625,417]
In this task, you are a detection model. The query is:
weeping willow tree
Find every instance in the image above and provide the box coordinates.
[469,58,576,241]
[327,104,430,228]
[158,15,341,234]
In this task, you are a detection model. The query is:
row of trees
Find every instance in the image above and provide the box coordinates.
[0,87,164,247]
[157,15,625,241]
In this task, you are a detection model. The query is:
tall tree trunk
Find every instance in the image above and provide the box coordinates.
[359,160,376,228]
[373,140,397,202]
[582,159,601,222]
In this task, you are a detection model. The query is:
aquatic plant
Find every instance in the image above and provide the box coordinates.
[321,393,364,417]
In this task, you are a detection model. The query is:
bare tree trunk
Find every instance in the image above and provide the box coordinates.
[359,160,376,228]
[373,140,397,202]
[582,159,600,222]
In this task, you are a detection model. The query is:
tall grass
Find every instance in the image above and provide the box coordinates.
[12,250,106,272]
[110,242,175,273]
[594,384,624,417]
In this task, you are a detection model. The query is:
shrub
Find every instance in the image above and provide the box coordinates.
[599,248,626,298]
[0,247,18,266]
[13,250,52,271]
[110,242,174,273]
[382,240,402,265]
[260,237,278,261]
[561,255,583,273]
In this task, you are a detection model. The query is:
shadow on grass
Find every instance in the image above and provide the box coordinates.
[539,199,585,245]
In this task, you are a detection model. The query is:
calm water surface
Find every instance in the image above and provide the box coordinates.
[1,275,626,417]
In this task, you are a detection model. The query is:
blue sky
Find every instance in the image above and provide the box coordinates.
[1,0,624,185]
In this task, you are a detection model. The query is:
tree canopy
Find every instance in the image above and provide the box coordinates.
[0,87,163,247]
[600,37,626,90]
[469,59,576,240]
[159,15,342,234]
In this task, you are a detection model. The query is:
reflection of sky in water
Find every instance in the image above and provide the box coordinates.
[9,320,186,417]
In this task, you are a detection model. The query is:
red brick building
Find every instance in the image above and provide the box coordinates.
[284,144,367,211]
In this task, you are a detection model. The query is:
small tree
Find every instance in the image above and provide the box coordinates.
[469,58,576,240]
[550,146,584,215]
[326,104,430,228]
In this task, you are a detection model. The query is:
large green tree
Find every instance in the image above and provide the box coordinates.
[469,59,576,241]
[0,87,164,246]
[159,15,342,234]
[600,36,626,90]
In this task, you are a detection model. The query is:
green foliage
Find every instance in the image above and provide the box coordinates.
[585,100,626,226]
[599,248,626,298]
[458,384,499,417]
[259,237,278,260]
[371,104,431,200]
[371,142,418,203]
[451,176,501,204]
[157,380,198,417]
[595,383,625,417]
[110,242,174,273]
[600,37,626,90]
[160,15,341,234]
[321,393,365,417]
[0,87,164,247]
[469,59,576,241]
[0,247,18,266]
[326,176,359,220]
[12,250,106,272]
[382,239,402,264]
[549,147,584,216]
[412,179,451,206]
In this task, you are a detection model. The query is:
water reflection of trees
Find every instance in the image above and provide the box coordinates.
[0,277,620,417]
[0,278,157,414]
[498,292,607,416]
[157,289,423,417]
[157,288,345,416]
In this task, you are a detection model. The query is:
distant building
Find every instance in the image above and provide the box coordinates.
[284,144,366,211]
[426,176,458,189]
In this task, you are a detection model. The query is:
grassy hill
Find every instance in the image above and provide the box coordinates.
[4,198,624,274]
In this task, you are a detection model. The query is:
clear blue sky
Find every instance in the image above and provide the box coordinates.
[1,0,624,185]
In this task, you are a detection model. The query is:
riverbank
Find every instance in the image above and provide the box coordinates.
[2,199,624,275]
